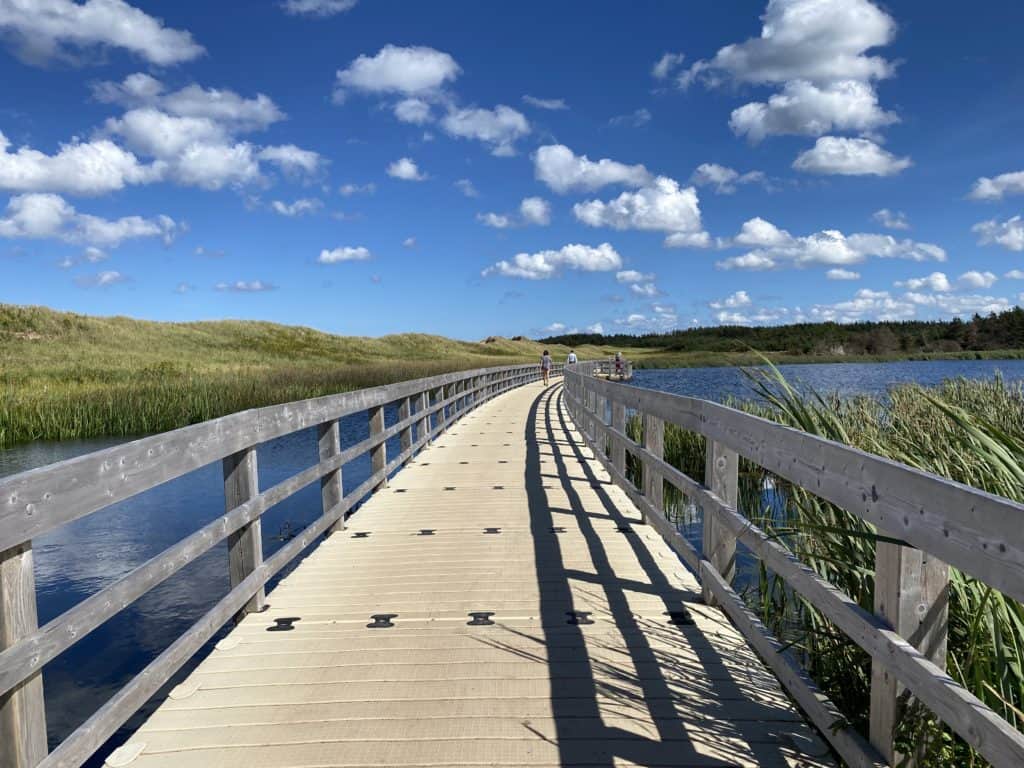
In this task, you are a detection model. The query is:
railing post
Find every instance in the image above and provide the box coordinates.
[612,399,626,476]
[870,543,949,765]
[595,392,607,456]
[317,420,345,534]
[223,447,266,618]
[641,413,664,524]
[399,397,413,462]
[0,543,47,768]
[369,404,387,491]
[702,440,738,606]
[418,391,431,446]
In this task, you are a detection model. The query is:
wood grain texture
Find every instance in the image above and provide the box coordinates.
[0,543,47,768]
[224,448,266,618]
[702,440,737,607]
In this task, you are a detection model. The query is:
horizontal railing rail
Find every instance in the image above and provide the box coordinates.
[564,361,1024,768]
[0,361,562,768]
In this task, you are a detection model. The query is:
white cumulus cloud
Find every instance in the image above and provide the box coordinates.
[318,246,372,263]
[573,176,703,236]
[958,270,998,289]
[477,212,511,229]
[652,52,685,80]
[691,163,765,194]
[281,0,357,16]
[895,272,951,292]
[0,0,204,66]
[440,105,530,156]
[974,216,1024,252]
[522,95,567,110]
[827,268,860,280]
[534,144,651,194]
[793,136,910,176]
[482,242,622,280]
[872,208,909,230]
[519,197,551,226]
[969,171,1024,201]
[386,157,426,181]
[334,45,460,102]
[271,198,322,216]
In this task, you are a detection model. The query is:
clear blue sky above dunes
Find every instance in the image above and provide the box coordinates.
[1,0,1023,339]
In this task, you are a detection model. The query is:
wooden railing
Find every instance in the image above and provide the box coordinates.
[0,362,560,768]
[564,361,1024,768]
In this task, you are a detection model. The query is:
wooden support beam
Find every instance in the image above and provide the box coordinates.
[418,391,431,445]
[702,439,738,606]
[641,413,664,524]
[368,405,387,491]
[317,420,345,534]
[870,542,950,765]
[611,400,626,475]
[398,398,413,465]
[0,543,47,768]
[223,448,266,619]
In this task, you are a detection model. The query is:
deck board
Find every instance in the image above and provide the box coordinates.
[106,383,833,768]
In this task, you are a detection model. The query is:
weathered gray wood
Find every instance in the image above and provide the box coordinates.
[702,440,738,607]
[611,400,626,476]
[0,364,539,554]
[368,405,387,492]
[223,448,265,618]
[567,375,1024,768]
[870,542,950,764]
[707,495,1024,768]
[0,543,47,768]
[0,450,335,701]
[701,563,887,768]
[566,391,700,573]
[595,394,607,456]
[398,398,413,467]
[318,420,345,535]
[573,372,1024,606]
[418,391,431,445]
[641,412,664,523]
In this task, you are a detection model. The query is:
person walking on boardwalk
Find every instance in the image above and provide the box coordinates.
[566,349,578,365]
[614,351,623,378]
[540,349,553,385]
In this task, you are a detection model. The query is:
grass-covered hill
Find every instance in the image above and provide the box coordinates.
[0,304,616,447]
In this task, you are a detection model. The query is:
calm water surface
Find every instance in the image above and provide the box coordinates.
[4,358,1024,764]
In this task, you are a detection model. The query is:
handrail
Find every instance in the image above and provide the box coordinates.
[0,361,562,768]
[563,361,1024,768]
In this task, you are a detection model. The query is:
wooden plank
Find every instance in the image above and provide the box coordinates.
[318,420,345,536]
[869,542,949,764]
[572,373,1024,604]
[223,448,266,618]
[398,398,413,467]
[0,364,540,554]
[0,543,47,768]
[702,440,737,607]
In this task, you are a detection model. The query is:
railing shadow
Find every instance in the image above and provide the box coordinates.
[511,382,811,765]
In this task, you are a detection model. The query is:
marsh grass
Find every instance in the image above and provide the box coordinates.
[0,304,631,448]
[628,363,1024,765]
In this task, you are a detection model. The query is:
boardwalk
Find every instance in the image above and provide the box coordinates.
[106,383,831,768]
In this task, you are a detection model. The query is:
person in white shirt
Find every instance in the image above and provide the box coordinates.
[567,350,578,365]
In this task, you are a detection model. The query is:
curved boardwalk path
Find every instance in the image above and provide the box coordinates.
[107,383,832,768]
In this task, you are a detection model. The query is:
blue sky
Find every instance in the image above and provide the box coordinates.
[1,0,1023,339]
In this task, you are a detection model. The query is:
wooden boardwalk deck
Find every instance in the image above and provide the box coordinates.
[105,383,832,768]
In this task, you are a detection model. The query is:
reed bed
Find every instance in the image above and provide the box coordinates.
[625,367,1024,766]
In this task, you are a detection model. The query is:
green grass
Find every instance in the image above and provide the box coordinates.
[635,365,1024,765]
[0,304,635,448]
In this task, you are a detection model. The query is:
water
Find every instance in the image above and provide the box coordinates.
[0,403,412,766]
[4,358,1023,764]
[630,358,1024,402]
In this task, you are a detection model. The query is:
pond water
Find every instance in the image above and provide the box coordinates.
[3,357,1022,765]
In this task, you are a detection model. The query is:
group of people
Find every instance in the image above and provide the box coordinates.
[538,349,623,385]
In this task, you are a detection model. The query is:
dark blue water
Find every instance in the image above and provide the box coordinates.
[630,358,1024,402]
[4,358,1023,764]
[0,401,421,766]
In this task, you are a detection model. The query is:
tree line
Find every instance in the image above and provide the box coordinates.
[540,307,1024,355]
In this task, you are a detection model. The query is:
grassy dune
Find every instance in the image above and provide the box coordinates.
[0,304,624,448]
